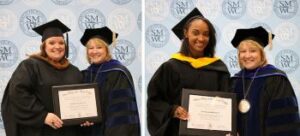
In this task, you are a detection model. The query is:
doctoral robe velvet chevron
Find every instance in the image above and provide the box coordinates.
[231,64,300,136]
[81,59,140,136]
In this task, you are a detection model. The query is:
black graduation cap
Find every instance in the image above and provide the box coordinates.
[231,26,275,48]
[80,26,118,46]
[32,19,70,42]
[172,8,204,40]
[32,19,71,58]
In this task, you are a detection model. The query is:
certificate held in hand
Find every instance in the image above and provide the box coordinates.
[179,88,237,136]
[52,83,102,126]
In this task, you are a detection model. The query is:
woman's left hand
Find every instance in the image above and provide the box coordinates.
[80,121,94,127]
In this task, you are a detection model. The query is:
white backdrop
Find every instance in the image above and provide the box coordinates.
[0,0,141,135]
[145,0,300,135]
[1,0,300,136]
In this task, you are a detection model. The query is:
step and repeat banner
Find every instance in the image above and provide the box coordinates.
[0,0,141,135]
[145,0,299,135]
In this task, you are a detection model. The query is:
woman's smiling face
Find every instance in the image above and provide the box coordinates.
[44,36,65,62]
[238,41,264,70]
[184,19,209,58]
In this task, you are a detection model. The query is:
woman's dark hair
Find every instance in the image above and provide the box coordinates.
[179,16,216,57]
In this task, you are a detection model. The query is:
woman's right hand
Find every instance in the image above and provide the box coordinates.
[44,113,63,129]
[80,121,94,127]
[173,106,189,120]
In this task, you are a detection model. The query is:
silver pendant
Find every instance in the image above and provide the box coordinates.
[239,99,250,113]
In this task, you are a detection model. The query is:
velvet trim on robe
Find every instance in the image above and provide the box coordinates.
[81,59,140,136]
[231,64,300,136]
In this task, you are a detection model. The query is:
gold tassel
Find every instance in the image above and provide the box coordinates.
[268,32,273,50]
[111,32,117,48]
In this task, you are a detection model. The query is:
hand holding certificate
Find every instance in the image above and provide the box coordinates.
[52,83,102,126]
[179,89,237,136]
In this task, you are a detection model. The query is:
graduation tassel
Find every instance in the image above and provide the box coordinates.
[65,33,69,58]
[268,32,273,50]
[111,32,117,48]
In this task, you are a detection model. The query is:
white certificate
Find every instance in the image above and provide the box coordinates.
[58,88,98,120]
[187,95,232,131]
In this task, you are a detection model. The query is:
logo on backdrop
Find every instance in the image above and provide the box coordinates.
[273,0,298,19]
[111,0,131,5]
[274,22,298,47]
[0,0,14,5]
[146,51,168,74]
[49,9,76,34]
[0,9,17,37]
[111,39,136,66]
[51,0,72,5]
[108,8,135,36]
[19,9,47,37]
[0,40,19,68]
[146,24,169,48]
[146,0,169,21]
[222,0,246,19]
[196,0,221,20]
[170,0,195,19]
[224,50,240,74]
[137,12,141,31]
[78,9,106,32]
[275,49,299,73]
[68,42,77,63]
[248,0,272,20]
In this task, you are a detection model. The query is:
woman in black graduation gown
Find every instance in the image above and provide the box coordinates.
[1,19,83,136]
[80,26,140,136]
[147,8,230,136]
[230,26,300,136]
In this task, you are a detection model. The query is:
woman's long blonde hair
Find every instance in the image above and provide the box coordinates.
[237,39,268,69]
[85,37,112,64]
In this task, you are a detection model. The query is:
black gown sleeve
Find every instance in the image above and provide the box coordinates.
[1,81,18,136]
[263,75,300,136]
[8,60,48,127]
[218,70,230,92]
[147,61,180,136]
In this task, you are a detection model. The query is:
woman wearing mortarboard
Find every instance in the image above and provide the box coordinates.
[230,26,300,136]
[1,19,83,136]
[79,27,140,136]
[147,8,230,136]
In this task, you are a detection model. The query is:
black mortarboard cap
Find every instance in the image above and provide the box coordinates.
[172,8,204,40]
[80,26,118,46]
[32,19,71,58]
[32,19,70,42]
[231,26,275,48]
